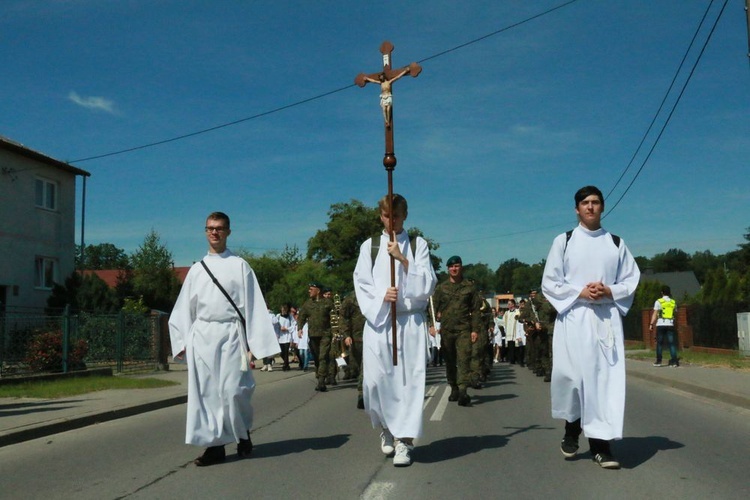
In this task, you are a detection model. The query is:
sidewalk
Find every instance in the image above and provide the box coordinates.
[1,359,749,448]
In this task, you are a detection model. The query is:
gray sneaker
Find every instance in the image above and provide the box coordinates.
[393,441,413,467]
[380,429,395,456]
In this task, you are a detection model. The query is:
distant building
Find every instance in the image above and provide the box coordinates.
[0,136,90,312]
[82,268,191,288]
[640,270,701,299]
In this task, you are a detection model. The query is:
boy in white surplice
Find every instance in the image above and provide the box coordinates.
[353,194,437,467]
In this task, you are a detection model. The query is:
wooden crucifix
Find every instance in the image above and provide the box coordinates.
[355,41,421,366]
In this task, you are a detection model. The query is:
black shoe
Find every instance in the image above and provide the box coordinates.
[237,433,253,458]
[457,391,471,407]
[195,445,226,466]
[544,374,551,382]
[357,395,365,409]
[448,386,460,402]
[592,452,621,469]
[471,382,483,390]
[560,435,579,458]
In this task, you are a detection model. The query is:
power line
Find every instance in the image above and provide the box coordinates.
[69,0,581,164]
[604,0,729,218]
[605,0,717,200]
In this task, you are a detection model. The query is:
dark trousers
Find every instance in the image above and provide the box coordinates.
[279,342,290,369]
[656,325,678,363]
[506,341,517,364]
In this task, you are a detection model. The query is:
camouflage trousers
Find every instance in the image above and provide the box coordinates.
[308,335,331,381]
[441,330,472,389]
[470,332,490,384]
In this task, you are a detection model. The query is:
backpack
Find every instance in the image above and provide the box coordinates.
[657,297,676,320]
[370,235,416,268]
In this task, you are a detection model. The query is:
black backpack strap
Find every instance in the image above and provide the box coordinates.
[200,260,249,349]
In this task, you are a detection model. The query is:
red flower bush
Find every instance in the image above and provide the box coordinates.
[25,330,89,372]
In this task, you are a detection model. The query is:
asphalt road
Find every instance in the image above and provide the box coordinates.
[1,363,748,500]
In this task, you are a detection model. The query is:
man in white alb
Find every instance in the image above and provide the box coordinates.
[541,186,640,470]
[169,212,279,466]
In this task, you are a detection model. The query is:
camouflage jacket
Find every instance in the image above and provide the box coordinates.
[297,297,334,338]
[431,279,484,334]
[340,294,365,342]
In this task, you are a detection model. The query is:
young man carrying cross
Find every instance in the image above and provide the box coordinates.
[353,193,436,467]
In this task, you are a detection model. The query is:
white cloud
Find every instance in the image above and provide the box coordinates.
[68,91,116,114]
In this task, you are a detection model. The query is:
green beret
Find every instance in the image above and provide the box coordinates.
[446,255,462,266]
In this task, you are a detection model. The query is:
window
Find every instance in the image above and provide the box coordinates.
[35,257,58,289]
[35,177,57,210]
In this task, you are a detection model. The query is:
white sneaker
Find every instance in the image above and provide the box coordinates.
[393,441,413,467]
[267,365,273,372]
[260,365,268,372]
[380,429,395,456]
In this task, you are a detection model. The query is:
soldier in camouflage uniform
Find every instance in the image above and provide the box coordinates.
[520,290,542,374]
[430,255,484,407]
[537,293,555,382]
[297,282,334,392]
[469,291,493,388]
[341,292,366,409]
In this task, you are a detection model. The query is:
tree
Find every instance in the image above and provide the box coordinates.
[76,243,130,270]
[129,230,180,312]
[46,272,119,313]
[511,262,544,294]
[650,248,691,273]
[462,262,495,293]
[495,258,527,294]
[690,250,720,284]
[306,199,382,286]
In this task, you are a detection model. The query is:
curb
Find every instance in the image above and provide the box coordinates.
[0,395,186,448]
[627,370,750,410]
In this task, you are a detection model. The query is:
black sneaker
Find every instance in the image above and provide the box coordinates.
[194,445,226,466]
[593,452,621,469]
[560,435,579,458]
[237,432,253,458]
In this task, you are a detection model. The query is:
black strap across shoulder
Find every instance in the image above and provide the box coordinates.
[200,260,249,349]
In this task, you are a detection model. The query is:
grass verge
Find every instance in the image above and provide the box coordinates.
[0,376,179,399]
[626,349,750,371]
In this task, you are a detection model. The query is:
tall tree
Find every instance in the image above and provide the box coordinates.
[462,262,495,293]
[495,258,527,294]
[650,248,691,273]
[76,243,130,270]
[130,230,180,312]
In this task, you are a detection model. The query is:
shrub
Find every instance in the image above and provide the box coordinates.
[25,330,89,372]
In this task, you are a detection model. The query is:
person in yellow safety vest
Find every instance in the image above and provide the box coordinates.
[649,285,679,367]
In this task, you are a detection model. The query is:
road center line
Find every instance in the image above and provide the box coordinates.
[429,385,450,421]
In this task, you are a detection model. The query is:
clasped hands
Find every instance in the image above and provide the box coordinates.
[579,281,612,301]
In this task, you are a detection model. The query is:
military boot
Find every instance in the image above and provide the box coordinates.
[457,388,472,407]
[448,385,460,402]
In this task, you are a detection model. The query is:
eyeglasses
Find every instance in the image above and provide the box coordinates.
[205,226,227,233]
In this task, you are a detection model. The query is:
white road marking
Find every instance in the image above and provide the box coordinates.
[429,385,450,421]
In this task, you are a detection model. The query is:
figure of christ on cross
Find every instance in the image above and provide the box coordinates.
[363,67,410,128]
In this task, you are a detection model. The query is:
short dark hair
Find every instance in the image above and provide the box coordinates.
[661,285,671,296]
[207,211,230,229]
[574,186,604,208]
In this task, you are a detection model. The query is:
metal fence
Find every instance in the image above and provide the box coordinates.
[0,307,168,378]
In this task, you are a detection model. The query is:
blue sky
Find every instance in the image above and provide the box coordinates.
[3,0,749,270]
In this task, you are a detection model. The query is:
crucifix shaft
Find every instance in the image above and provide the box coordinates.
[355,41,421,366]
